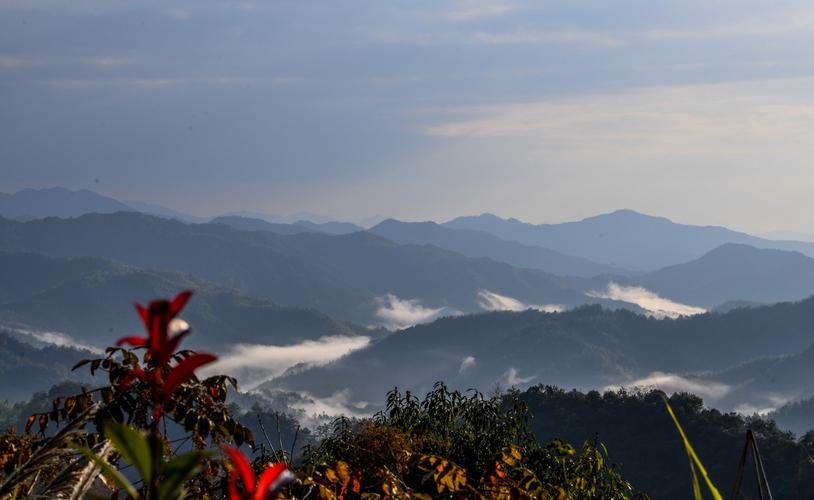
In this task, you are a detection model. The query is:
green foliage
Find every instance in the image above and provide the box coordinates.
[104,421,154,482]
[76,422,211,500]
[518,385,814,498]
[299,383,642,499]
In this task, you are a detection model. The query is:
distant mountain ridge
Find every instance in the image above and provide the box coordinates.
[212,215,363,235]
[0,187,203,222]
[0,187,363,231]
[209,215,314,234]
[0,213,592,324]
[445,210,814,271]
[639,243,814,308]
[0,187,133,220]
[369,219,631,277]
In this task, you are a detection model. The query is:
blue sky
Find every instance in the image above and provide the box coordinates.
[2,0,814,232]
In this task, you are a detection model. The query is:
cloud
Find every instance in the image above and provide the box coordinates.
[500,367,535,387]
[733,403,777,416]
[291,389,371,428]
[0,54,135,70]
[46,76,260,90]
[374,293,454,329]
[249,389,372,429]
[203,335,370,390]
[587,282,705,319]
[470,31,622,47]
[459,355,476,373]
[477,290,564,313]
[168,8,191,20]
[606,372,730,400]
[446,3,516,22]
[4,325,102,354]
[642,7,814,40]
[419,77,814,157]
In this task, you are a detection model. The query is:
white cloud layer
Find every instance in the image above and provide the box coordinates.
[288,389,372,426]
[606,372,730,401]
[501,367,535,387]
[374,293,454,329]
[4,325,102,354]
[477,290,564,313]
[587,282,706,319]
[204,335,370,390]
[459,355,476,373]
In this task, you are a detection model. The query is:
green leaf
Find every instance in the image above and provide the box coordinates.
[664,397,723,500]
[103,421,153,482]
[157,450,210,500]
[74,445,140,499]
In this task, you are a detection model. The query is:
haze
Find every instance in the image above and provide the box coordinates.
[3,0,814,233]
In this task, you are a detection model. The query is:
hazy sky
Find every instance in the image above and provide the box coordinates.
[2,0,814,232]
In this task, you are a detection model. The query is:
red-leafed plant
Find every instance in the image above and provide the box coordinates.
[223,446,294,500]
[1,290,292,500]
[116,291,217,420]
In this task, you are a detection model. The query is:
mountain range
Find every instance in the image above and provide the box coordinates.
[0,187,363,230]
[271,298,814,413]
[639,243,814,308]
[211,215,362,235]
[7,187,814,422]
[0,212,597,324]
[369,218,629,277]
[445,210,814,271]
[0,252,365,350]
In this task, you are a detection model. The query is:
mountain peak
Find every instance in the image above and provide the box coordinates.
[582,209,670,224]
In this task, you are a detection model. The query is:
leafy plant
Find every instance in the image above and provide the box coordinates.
[0,291,290,500]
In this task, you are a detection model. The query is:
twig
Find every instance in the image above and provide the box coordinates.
[275,413,287,465]
[257,413,277,456]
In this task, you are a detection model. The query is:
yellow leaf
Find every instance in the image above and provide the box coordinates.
[325,467,339,484]
[336,460,351,484]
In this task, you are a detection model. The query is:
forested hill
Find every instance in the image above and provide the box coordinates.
[0,252,365,350]
[0,332,93,402]
[517,386,814,499]
[275,298,814,409]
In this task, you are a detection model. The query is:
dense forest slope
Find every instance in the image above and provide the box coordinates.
[518,386,814,499]
[0,333,93,402]
[0,252,365,350]
[275,300,814,412]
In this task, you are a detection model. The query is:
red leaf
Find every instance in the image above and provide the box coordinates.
[147,302,168,353]
[255,464,293,500]
[161,353,217,399]
[119,368,147,390]
[116,335,147,347]
[224,446,256,495]
[228,474,241,500]
[165,329,191,360]
[169,290,193,318]
[135,303,149,329]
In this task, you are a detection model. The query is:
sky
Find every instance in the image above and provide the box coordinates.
[2,0,814,232]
